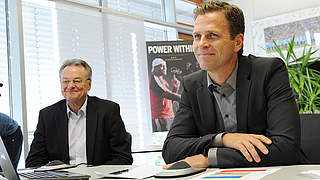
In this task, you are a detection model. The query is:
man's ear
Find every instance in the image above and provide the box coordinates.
[88,80,92,91]
[234,33,244,53]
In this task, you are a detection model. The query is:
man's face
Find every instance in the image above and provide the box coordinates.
[154,63,167,76]
[60,65,91,104]
[192,11,243,73]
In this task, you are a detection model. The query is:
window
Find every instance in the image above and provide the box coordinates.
[22,0,60,145]
[77,0,100,6]
[0,0,9,115]
[54,3,106,98]
[22,0,106,146]
[108,0,163,20]
[175,0,196,26]
[103,13,152,149]
[144,22,167,41]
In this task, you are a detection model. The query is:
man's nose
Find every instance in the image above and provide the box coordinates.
[67,82,76,88]
[198,37,209,49]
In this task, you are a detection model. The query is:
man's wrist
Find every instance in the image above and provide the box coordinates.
[203,132,227,157]
[208,148,218,167]
[213,132,227,147]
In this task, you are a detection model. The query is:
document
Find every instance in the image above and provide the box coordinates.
[190,167,280,180]
[299,170,320,179]
[34,164,77,172]
[95,164,163,179]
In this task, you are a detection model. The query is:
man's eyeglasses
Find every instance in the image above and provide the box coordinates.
[61,79,89,86]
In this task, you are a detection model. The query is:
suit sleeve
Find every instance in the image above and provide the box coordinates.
[105,103,133,165]
[25,110,50,168]
[162,78,217,163]
[215,59,301,167]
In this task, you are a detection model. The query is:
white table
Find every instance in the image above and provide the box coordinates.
[66,164,320,180]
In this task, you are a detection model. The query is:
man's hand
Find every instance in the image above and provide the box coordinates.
[222,133,272,163]
[171,74,180,90]
[163,154,210,169]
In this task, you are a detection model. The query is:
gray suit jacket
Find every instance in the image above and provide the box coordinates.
[163,55,303,167]
[26,96,133,167]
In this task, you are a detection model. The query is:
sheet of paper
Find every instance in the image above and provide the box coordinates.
[95,164,163,179]
[34,164,77,172]
[299,170,320,179]
[190,167,280,180]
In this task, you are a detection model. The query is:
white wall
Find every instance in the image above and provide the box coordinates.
[227,0,320,55]
[230,0,320,21]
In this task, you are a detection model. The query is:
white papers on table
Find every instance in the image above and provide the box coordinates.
[190,167,280,180]
[95,164,163,179]
[299,170,320,179]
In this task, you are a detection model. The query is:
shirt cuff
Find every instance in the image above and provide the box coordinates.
[208,148,218,167]
[212,132,225,147]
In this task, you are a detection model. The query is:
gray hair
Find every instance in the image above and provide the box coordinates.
[59,59,92,80]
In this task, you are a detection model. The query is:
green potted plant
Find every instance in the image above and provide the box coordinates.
[273,35,320,163]
[273,36,320,113]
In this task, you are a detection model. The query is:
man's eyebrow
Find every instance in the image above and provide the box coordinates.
[62,77,82,80]
[192,31,200,35]
[193,31,216,34]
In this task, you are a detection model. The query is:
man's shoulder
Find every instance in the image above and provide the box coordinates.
[40,99,66,113]
[184,70,206,82]
[88,96,119,107]
[244,54,284,68]
[239,54,285,76]
[182,70,206,90]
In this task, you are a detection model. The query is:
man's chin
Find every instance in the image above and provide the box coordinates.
[65,95,78,101]
[199,64,210,71]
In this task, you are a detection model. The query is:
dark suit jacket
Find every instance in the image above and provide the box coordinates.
[26,96,133,167]
[163,55,303,168]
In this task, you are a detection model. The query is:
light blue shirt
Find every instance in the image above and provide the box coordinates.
[67,97,87,165]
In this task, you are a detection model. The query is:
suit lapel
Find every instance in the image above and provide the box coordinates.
[236,56,252,132]
[57,102,69,161]
[196,72,218,132]
[86,96,98,164]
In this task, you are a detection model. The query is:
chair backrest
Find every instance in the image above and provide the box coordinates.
[127,132,132,146]
[300,114,320,164]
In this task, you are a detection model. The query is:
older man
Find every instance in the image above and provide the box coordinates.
[26,59,132,167]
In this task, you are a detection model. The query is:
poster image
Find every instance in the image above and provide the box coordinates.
[146,40,200,132]
[264,16,320,54]
[250,5,320,57]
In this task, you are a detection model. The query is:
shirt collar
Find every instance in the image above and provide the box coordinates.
[207,59,238,90]
[66,96,88,118]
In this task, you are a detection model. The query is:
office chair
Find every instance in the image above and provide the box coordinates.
[300,114,320,164]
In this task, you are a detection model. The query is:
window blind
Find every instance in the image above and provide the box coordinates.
[175,0,196,26]
[54,3,106,98]
[76,0,100,6]
[103,13,152,150]
[0,0,9,115]
[108,0,162,20]
[144,23,166,41]
[22,1,60,143]
[22,0,107,146]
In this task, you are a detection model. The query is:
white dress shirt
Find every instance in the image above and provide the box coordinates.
[67,98,87,165]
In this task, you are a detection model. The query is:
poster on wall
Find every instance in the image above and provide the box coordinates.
[250,5,320,57]
[146,40,199,132]
[264,16,320,54]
